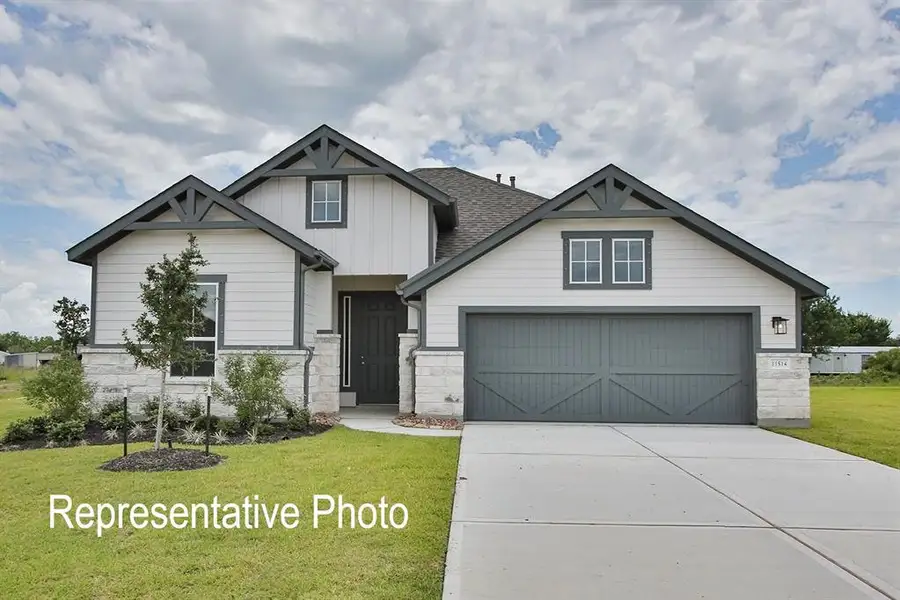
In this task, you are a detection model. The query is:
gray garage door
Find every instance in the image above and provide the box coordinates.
[465,313,754,424]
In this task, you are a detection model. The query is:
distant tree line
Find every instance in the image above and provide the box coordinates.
[0,297,90,355]
[802,293,897,356]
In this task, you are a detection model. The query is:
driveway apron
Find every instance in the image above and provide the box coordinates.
[443,423,900,600]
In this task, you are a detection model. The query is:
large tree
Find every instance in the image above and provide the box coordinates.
[843,312,894,346]
[53,297,90,354]
[0,332,56,353]
[801,293,846,356]
[122,234,209,450]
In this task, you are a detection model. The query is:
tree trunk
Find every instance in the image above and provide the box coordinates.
[154,368,167,450]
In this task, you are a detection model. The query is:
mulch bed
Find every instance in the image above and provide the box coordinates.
[0,421,332,452]
[99,448,223,472]
[393,415,463,430]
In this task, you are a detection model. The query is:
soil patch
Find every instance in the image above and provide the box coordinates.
[99,448,223,472]
[393,415,462,430]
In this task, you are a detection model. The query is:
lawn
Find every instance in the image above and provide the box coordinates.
[0,367,39,431]
[0,372,461,599]
[771,386,900,469]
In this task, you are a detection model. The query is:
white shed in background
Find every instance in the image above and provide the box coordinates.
[810,346,897,374]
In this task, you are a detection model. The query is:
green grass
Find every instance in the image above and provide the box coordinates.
[772,386,900,469]
[0,367,39,431]
[0,370,461,599]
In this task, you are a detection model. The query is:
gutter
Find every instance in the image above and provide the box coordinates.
[399,295,422,415]
[300,255,326,409]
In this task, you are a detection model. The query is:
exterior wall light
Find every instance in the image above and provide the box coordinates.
[771,316,789,335]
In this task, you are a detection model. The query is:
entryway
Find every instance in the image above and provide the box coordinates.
[338,290,405,405]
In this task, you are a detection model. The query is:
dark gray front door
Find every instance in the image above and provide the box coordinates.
[465,313,753,424]
[341,291,404,404]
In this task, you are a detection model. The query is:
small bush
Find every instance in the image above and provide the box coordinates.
[811,371,900,386]
[3,416,50,443]
[141,397,183,431]
[48,420,86,444]
[96,399,123,421]
[212,430,230,445]
[287,408,311,431]
[104,429,120,441]
[863,348,900,376]
[179,424,204,445]
[21,353,94,421]
[179,398,204,421]
[193,415,219,431]
[101,409,132,431]
[255,423,276,437]
[129,422,147,440]
[211,352,288,430]
[216,419,238,435]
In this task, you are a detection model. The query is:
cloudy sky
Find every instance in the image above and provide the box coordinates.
[1,0,899,336]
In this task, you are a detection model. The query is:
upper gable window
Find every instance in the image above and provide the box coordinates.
[612,239,646,284]
[562,230,653,290]
[307,177,348,228]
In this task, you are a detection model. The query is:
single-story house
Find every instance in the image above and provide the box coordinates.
[810,346,897,374]
[67,124,826,427]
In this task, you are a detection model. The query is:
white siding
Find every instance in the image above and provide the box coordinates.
[303,270,333,344]
[425,218,798,349]
[238,154,431,276]
[95,229,296,346]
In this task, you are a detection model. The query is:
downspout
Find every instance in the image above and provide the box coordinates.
[300,255,326,409]
[399,295,422,415]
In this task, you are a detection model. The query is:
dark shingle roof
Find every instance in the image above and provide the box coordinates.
[411,167,548,260]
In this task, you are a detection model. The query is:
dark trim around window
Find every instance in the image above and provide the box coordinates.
[561,230,653,290]
[305,175,349,229]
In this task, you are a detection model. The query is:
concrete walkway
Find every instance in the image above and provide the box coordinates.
[339,405,461,437]
[444,423,900,599]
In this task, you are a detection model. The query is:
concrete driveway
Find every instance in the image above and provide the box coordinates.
[443,423,900,600]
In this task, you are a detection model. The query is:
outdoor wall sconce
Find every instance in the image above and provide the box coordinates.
[771,316,789,335]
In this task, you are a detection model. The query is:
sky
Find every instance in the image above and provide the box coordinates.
[0,0,899,336]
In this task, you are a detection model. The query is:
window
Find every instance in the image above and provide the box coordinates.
[170,282,217,378]
[308,179,345,227]
[568,239,602,284]
[612,239,646,284]
[561,230,653,290]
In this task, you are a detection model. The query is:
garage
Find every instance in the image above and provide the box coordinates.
[465,313,754,424]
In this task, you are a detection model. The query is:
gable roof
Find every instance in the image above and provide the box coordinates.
[400,164,828,299]
[66,175,337,268]
[411,167,548,260]
[221,124,458,230]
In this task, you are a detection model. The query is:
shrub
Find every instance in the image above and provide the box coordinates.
[179,424,204,444]
[863,348,900,376]
[129,422,147,440]
[212,430,230,445]
[212,352,288,430]
[96,399,122,421]
[101,409,132,431]
[287,408,311,431]
[193,414,219,431]
[179,398,204,421]
[141,397,183,431]
[3,416,50,444]
[21,353,93,421]
[216,419,238,435]
[255,423,275,437]
[48,420,86,444]
[811,370,900,386]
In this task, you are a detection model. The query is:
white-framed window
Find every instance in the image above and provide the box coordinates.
[171,282,217,378]
[612,238,645,284]
[310,180,342,223]
[568,238,602,284]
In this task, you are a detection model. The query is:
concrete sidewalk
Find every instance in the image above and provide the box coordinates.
[443,423,900,599]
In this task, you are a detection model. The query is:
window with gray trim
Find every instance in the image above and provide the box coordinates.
[311,180,342,223]
[171,282,218,377]
[561,230,653,290]
[568,238,602,284]
[612,238,646,284]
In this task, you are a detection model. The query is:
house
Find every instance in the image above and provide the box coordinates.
[810,346,897,374]
[67,124,827,427]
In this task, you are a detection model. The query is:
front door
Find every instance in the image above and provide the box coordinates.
[341,291,405,404]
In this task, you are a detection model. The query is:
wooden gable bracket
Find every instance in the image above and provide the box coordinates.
[124,188,255,231]
[261,132,388,178]
[544,175,674,219]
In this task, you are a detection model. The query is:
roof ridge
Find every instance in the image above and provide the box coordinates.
[413,166,550,202]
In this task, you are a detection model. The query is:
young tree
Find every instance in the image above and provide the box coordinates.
[53,297,90,354]
[801,292,846,356]
[122,234,209,450]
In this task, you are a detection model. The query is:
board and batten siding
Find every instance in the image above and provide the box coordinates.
[237,154,431,276]
[94,229,296,346]
[425,218,798,349]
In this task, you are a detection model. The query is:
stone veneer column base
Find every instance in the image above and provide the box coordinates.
[308,333,341,414]
[80,346,311,418]
[413,350,464,418]
[398,333,418,414]
[756,352,811,428]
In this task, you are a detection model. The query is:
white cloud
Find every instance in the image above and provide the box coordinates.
[0,4,21,43]
[1,0,899,334]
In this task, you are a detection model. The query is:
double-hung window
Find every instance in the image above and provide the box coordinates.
[307,178,347,228]
[612,238,646,284]
[568,238,602,285]
[170,282,217,378]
